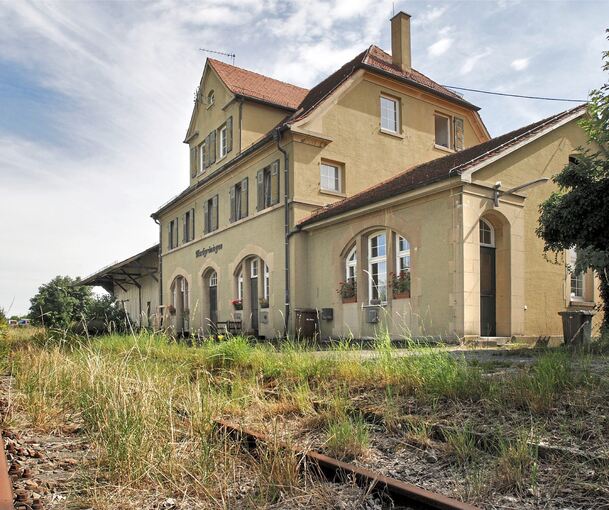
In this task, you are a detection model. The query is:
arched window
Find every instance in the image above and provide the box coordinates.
[207,89,215,107]
[396,236,410,276]
[479,219,494,247]
[171,276,189,309]
[368,232,387,303]
[345,246,357,282]
[209,271,217,287]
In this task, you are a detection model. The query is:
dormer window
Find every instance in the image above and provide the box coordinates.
[207,90,215,107]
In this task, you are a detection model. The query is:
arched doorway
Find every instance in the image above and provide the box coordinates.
[479,218,496,336]
[170,276,189,335]
[250,259,259,334]
[202,269,218,332]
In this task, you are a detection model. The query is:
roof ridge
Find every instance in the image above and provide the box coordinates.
[208,58,308,92]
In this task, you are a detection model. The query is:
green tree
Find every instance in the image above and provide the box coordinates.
[537,33,609,332]
[29,276,93,329]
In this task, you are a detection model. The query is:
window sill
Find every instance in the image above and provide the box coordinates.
[434,143,453,153]
[379,128,404,139]
[319,188,346,198]
[569,300,595,308]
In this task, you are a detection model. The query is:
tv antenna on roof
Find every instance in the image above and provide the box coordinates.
[199,48,236,65]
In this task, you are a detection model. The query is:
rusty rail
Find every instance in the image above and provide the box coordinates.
[216,418,479,510]
[0,433,13,510]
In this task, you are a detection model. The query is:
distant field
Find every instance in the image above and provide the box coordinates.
[1,328,609,509]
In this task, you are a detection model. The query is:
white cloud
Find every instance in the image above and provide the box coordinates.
[511,58,530,71]
[414,6,448,24]
[460,49,492,75]
[428,37,452,57]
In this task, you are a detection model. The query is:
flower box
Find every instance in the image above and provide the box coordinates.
[231,299,243,310]
[259,298,269,309]
[342,295,357,304]
[393,290,410,299]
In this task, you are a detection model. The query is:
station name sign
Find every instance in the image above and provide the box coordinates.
[195,243,223,258]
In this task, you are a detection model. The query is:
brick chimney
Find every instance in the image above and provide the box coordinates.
[391,11,411,72]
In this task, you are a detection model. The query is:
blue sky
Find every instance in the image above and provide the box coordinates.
[1,0,608,315]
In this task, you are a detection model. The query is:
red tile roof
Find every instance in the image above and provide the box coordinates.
[208,58,308,110]
[297,104,587,228]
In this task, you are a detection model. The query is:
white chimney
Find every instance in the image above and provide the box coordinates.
[391,11,412,72]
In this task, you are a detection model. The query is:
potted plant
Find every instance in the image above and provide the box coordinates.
[259,297,269,309]
[231,299,243,310]
[337,279,357,303]
[391,271,411,299]
[167,304,176,315]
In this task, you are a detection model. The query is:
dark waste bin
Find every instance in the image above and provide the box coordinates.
[558,309,596,345]
[294,308,319,340]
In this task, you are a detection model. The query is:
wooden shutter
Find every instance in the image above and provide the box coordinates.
[271,160,280,205]
[203,201,209,234]
[226,116,233,153]
[241,177,248,218]
[190,208,195,240]
[212,195,218,231]
[256,169,264,211]
[182,213,187,242]
[168,222,172,250]
[202,138,208,170]
[229,185,236,223]
[190,147,197,178]
[454,117,464,151]
[174,217,179,246]
[209,131,216,164]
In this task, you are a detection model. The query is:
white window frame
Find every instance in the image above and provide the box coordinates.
[199,140,206,173]
[207,90,215,107]
[209,271,217,288]
[237,270,243,301]
[479,219,495,248]
[434,113,451,149]
[250,258,258,278]
[346,246,357,282]
[219,125,228,159]
[320,162,342,193]
[380,95,399,133]
[568,248,584,301]
[368,232,387,304]
[396,235,410,275]
[263,263,270,300]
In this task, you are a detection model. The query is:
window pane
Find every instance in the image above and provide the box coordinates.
[321,164,339,192]
[381,97,398,132]
[435,115,450,148]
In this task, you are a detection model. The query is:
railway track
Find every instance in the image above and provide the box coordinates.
[216,418,480,510]
[0,433,13,510]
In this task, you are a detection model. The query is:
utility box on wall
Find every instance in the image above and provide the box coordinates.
[321,308,333,321]
[260,310,269,324]
[366,307,379,324]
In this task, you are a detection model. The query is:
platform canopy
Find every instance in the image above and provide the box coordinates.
[80,244,159,294]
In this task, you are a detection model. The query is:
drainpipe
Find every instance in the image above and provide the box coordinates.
[154,218,163,327]
[274,128,290,338]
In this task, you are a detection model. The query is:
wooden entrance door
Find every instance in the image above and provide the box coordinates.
[480,246,496,337]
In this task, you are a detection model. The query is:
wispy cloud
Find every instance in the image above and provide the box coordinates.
[511,58,530,71]
[460,49,492,75]
[428,37,453,57]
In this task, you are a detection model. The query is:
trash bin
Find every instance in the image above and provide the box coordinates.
[294,308,319,340]
[558,309,596,345]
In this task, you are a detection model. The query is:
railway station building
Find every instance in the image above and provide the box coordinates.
[86,13,602,341]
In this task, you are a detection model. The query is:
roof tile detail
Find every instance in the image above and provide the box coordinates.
[209,58,308,110]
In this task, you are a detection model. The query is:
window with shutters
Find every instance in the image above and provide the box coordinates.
[219,125,228,159]
[434,114,450,149]
[183,208,195,243]
[257,161,280,211]
[168,219,179,250]
[230,177,248,222]
[204,195,219,234]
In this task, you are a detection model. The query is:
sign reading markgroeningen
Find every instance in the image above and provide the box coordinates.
[195,243,223,258]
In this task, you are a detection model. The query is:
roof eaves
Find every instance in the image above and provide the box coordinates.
[80,244,159,286]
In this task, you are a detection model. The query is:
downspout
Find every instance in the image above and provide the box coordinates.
[154,217,163,328]
[274,127,290,338]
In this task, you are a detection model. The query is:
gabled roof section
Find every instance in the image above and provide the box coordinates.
[209,58,309,110]
[286,45,480,125]
[298,104,587,228]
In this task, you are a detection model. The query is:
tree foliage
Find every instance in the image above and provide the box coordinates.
[537,32,609,331]
[29,276,128,331]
